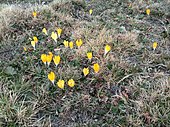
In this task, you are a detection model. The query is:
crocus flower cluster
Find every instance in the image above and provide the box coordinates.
[48,71,75,89]
[41,52,60,67]
[29,11,114,90]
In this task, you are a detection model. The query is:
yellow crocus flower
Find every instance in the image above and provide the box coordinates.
[153,41,158,50]
[57,80,65,89]
[41,54,47,65]
[46,54,53,66]
[53,55,60,66]
[57,28,62,38]
[48,72,55,84]
[42,28,48,35]
[68,79,75,87]
[48,52,53,57]
[32,11,37,18]
[31,41,36,50]
[87,52,92,60]
[33,36,38,43]
[89,9,93,15]
[69,41,74,49]
[76,39,83,48]
[63,40,69,48]
[83,68,89,76]
[104,45,111,55]
[51,32,58,42]
[146,9,150,15]
[23,46,27,51]
[93,63,100,73]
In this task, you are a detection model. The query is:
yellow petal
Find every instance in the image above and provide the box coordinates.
[146,9,150,15]
[42,28,48,35]
[105,45,111,55]
[53,55,60,66]
[68,79,75,87]
[57,28,62,37]
[23,46,27,51]
[46,54,53,66]
[87,52,92,60]
[93,63,100,73]
[83,68,89,76]
[51,32,58,42]
[89,9,93,15]
[48,72,55,84]
[31,41,36,50]
[76,39,83,48]
[31,41,35,46]
[48,52,53,57]
[69,41,74,49]
[76,40,79,46]
[32,11,37,18]
[153,42,158,50]
[41,54,47,64]
[57,80,65,89]
[63,40,69,48]
[79,39,83,45]
[33,36,38,43]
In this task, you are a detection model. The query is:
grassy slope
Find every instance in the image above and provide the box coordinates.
[0,0,170,126]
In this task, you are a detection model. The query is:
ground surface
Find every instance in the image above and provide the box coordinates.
[0,0,170,126]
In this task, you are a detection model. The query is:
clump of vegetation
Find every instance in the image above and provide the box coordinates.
[0,0,169,126]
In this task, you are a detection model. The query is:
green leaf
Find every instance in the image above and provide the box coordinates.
[5,66,17,75]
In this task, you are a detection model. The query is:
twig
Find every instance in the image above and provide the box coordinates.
[116,74,133,85]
